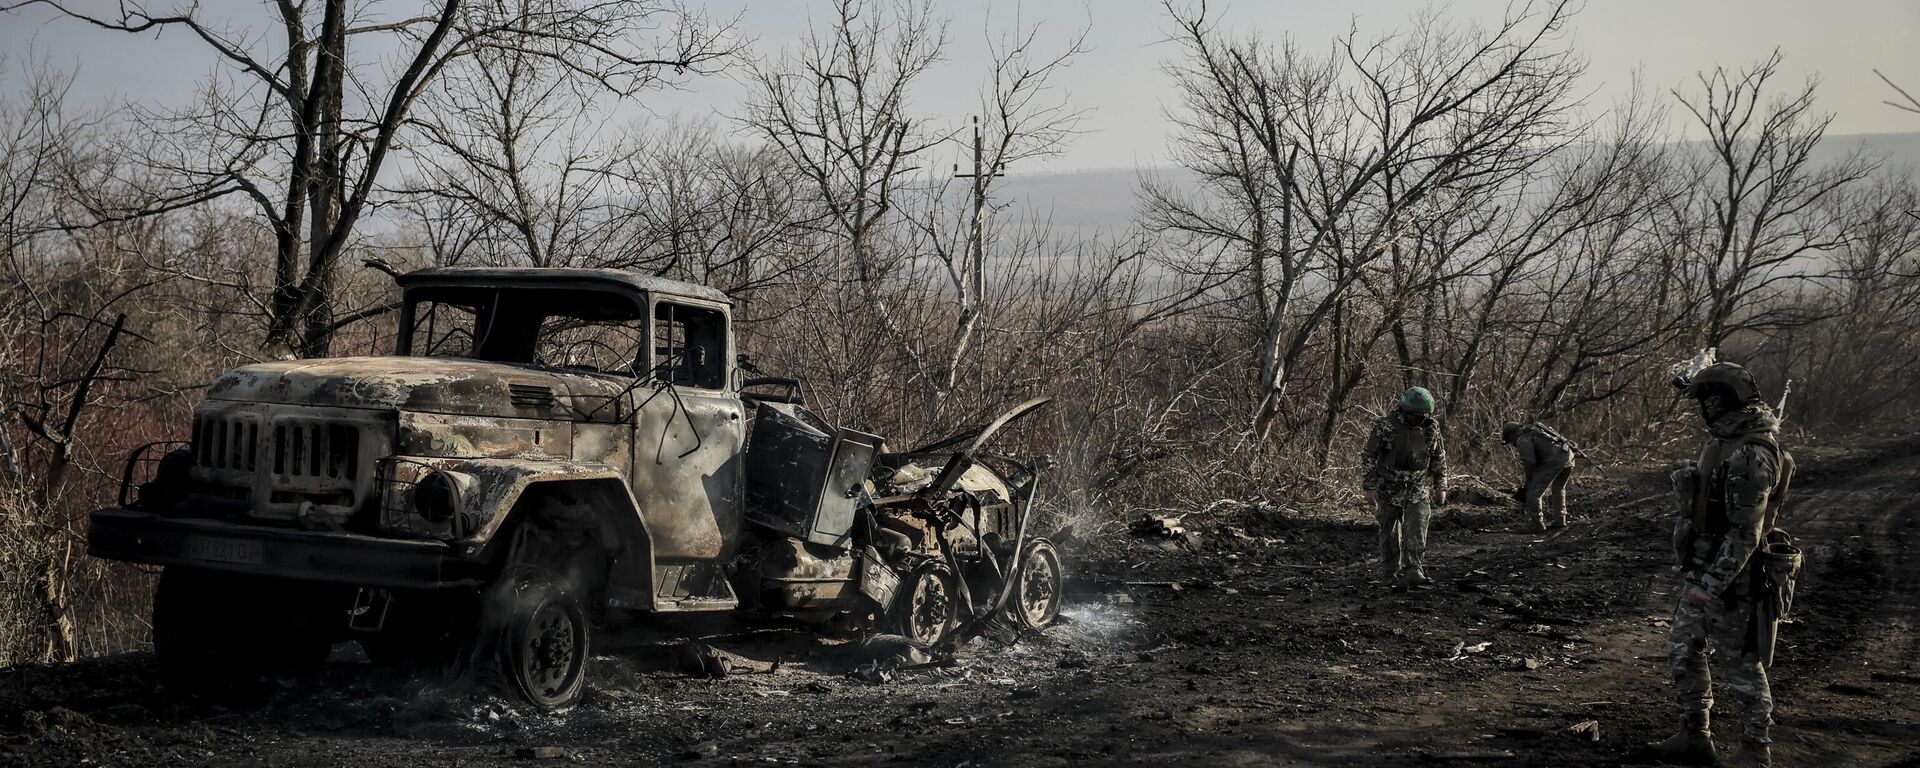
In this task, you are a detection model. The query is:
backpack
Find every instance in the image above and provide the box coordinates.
[1532,423,1578,460]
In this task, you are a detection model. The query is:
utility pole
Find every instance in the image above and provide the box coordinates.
[953,115,1004,304]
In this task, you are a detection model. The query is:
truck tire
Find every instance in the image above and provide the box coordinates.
[152,567,335,692]
[480,567,589,711]
[1006,539,1064,629]
[890,563,958,647]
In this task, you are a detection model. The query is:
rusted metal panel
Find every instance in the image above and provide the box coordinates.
[628,384,744,562]
[207,356,634,421]
[397,411,573,460]
[742,404,882,548]
[397,266,731,305]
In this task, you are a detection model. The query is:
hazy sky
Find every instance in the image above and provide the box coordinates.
[4,0,1918,172]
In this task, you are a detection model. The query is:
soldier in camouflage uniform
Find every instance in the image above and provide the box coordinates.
[1647,362,1785,768]
[1360,387,1449,590]
[1500,421,1576,531]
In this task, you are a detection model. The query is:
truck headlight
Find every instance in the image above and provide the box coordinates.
[412,470,472,522]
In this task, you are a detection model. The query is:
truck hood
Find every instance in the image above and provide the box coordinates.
[205,356,632,419]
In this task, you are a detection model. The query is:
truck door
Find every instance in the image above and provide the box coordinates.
[629,298,744,562]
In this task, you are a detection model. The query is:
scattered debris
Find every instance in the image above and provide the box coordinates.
[1826,682,1879,697]
[1446,641,1492,661]
[677,641,736,679]
[22,707,92,739]
[1130,515,1203,549]
[1447,479,1518,508]
[1419,749,1517,762]
[515,746,568,760]
[855,634,932,667]
[1565,720,1602,742]
[676,741,721,761]
[1131,515,1186,537]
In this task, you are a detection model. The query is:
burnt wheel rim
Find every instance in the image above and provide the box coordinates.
[518,601,583,704]
[905,571,952,645]
[1017,547,1063,627]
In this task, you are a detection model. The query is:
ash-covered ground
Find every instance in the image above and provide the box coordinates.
[3,435,1918,767]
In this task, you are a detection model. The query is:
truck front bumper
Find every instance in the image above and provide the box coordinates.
[88,508,469,589]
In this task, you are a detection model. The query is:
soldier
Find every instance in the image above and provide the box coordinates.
[1360,387,1449,590]
[1647,362,1787,768]
[1500,421,1576,531]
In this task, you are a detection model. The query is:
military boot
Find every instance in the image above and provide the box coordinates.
[1643,715,1716,765]
[1404,569,1434,589]
[1721,738,1771,768]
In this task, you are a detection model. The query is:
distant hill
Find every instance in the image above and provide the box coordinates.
[994,131,1920,236]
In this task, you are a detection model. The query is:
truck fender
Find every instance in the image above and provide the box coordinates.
[416,458,655,598]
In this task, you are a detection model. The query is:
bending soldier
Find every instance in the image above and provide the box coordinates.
[1360,387,1449,590]
[1649,362,1791,768]
[1501,421,1576,531]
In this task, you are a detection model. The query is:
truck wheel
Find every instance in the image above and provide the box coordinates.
[153,567,334,691]
[891,563,958,647]
[1007,539,1065,629]
[482,569,589,711]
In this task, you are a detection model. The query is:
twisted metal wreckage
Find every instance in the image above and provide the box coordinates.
[87,267,1064,710]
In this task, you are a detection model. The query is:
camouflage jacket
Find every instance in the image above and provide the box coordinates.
[1360,411,1449,492]
[1512,425,1575,474]
[1680,405,1782,599]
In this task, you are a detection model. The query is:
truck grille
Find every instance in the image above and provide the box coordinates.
[193,414,259,471]
[272,421,360,480]
[193,415,360,480]
[186,405,391,526]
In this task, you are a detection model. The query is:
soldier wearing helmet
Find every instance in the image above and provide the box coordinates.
[1359,387,1449,590]
[1647,361,1789,768]
[1500,421,1577,531]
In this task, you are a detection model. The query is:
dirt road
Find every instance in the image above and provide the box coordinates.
[3,435,1917,767]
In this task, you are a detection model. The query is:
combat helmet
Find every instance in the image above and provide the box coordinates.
[1500,421,1524,444]
[1400,387,1436,413]
[1686,362,1761,404]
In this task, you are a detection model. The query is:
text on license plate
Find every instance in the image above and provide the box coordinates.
[186,536,264,565]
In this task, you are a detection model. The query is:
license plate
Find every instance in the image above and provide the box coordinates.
[186,536,264,565]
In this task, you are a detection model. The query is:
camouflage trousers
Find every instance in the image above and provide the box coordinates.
[1667,592,1772,741]
[1522,463,1572,528]
[1374,481,1431,580]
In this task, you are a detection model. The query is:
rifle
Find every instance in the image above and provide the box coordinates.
[1535,423,1606,476]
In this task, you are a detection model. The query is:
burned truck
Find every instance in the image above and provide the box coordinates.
[89,267,1063,710]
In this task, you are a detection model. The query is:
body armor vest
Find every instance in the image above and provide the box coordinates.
[1692,432,1792,537]
[1392,420,1432,472]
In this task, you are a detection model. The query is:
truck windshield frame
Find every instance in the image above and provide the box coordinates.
[398,284,651,376]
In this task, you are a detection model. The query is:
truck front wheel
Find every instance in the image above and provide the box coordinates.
[480,567,589,711]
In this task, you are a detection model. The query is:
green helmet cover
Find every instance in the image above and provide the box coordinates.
[1400,386,1436,413]
[1687,362,1761,404]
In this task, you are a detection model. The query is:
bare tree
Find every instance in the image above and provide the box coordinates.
[2,0,735,357]
[1875,69,1920,115]
[1146,1,1586,442]
[1671,51,1874,347]
[738,0,950,427]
